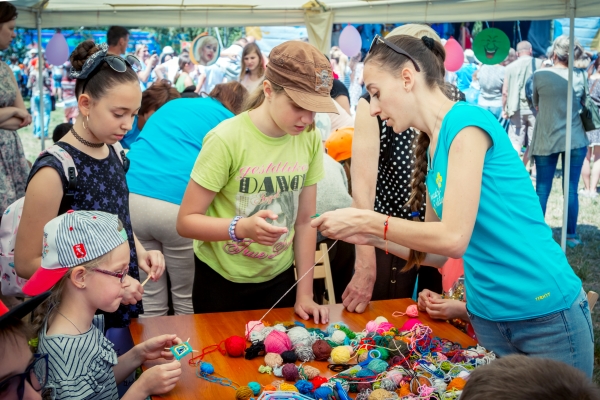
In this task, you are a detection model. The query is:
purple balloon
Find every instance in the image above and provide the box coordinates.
[45,32,69,66]
[339,25,362,57]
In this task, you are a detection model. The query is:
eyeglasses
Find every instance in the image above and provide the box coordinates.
[82,54,142,94]
[368,35,421,72]
[91,266,129,283]
[0,354,48,400]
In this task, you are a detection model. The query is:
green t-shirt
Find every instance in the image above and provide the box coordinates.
[190,111,325,283]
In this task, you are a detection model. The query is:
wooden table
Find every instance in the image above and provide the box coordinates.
[130,299,476,400]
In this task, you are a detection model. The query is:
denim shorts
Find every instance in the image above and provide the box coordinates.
[467,289,594,377]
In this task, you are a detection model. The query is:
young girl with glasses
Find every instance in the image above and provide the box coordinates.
[15,39,165,330]
[23,211,182,400]
[312,34,592,376]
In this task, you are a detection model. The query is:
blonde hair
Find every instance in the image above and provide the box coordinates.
[552,35,586,67]
[243,79,315,132]
[386,24,442,42]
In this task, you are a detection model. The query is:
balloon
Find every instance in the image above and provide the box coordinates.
[444,37,464,72]
[473,28,510,65]
[339,25,362,57]
[45,32,69,66]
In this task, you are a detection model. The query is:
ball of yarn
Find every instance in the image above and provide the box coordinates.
[200,362,214,375]
[377,322,394,332]
[281,350,297,364]
[374,316,388,325]
[287,326,313,347]
[379,378,397,391]
[330,345,352,364]
[367,359,389,374]
[225,335,246,357]
[248,381,261,395]
[264,330,292,354]
[401,318,422,331]
[447,377,466,390]
[405,304,419,317]
[264,352,283,368]
[329,378,350,392]
[273,365,283,377]
[331,329,347,344]
[310,375,328,389]
[388,339,409,357]
[386,370,404,386]
[399,383,411,397]
[368,388,396,400]
[301,365,321,380]
[314,386,333,400]
[245,320,265,338]
[279,382,299,392]
[365,320,379,333]
[410,376,431,394]
[312,340,332,361]
[282,363,299,381]
[326,322,350,336]
[295,344,315,362]
[357,349,369,363]
[356,368,377,379]
[264,384,277,391]
[357,382,372,392]
[235,386,254,400]
[295,380,314,395]
[356,391,371,400]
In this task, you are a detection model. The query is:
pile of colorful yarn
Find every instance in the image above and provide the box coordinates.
[240,315,496,400]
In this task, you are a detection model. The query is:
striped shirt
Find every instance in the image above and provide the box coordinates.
[39,315,119,400]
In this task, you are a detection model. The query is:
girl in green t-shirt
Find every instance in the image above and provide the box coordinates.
[177,41,340,324]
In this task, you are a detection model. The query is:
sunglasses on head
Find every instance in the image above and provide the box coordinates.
[82,54,142,94]
[368,35,421,72]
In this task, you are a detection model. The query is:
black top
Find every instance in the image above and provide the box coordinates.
[28,142,142,329]
[330,79,350,100]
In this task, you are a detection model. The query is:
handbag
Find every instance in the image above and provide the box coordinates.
[581,74,600,132]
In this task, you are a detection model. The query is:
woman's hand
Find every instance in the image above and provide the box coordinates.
[417,289,442,312]
[121,275,144,305]
[137,249,166,282]
[237,210,288,246]
[310,208,373,241]
[136,334,182,362]
[294,295,329,324]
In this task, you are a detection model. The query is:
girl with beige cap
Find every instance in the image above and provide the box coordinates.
[177,41,338,323]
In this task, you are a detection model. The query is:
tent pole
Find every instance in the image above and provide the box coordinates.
[213,27,224,50]
[561,0,576,252]
[36,9,45,151]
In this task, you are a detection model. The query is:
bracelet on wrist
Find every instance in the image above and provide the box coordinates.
[229,216,244,242]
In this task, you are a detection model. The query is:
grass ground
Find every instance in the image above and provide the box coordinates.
[17,103,600,383]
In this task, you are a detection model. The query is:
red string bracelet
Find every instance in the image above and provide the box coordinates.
[384,215,391,254]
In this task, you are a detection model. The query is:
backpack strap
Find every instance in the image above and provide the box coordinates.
[110,142,130,173]
[44,145,77,196]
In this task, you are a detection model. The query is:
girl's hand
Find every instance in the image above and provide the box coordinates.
[310,208,369,241]
[121,275,144,305]
[417,289,442,312]
[425,297,468,321]
[294,295,329,324]
[137,334,182,362]
[237,210,288,246]
[137,249,165,282]
[135,359,182,397]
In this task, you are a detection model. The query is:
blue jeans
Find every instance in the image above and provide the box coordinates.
[480,105,502,120]
[467,289,594,377]
[533,146,587,237]
[31,93,51,138]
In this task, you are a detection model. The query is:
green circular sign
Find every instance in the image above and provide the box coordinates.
[473,28,510,65]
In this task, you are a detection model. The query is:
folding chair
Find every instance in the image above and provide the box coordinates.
[295,243,336,305]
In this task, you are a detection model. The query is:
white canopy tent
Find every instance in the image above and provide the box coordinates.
[11,0,600,251]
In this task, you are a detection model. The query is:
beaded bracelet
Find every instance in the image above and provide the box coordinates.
[229,216,244,242]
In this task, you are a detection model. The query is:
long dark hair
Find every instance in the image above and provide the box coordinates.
[0,2,18,24]
[365,35,452,272]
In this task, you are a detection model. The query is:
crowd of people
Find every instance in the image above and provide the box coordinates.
[1,0,600,398]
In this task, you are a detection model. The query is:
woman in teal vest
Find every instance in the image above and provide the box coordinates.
[312,34,593,377]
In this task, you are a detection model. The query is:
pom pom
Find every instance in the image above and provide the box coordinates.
[295,344,315,362]
[225,335,246,357]
[258,365,272,374]
[282,363,299,381]
[314,386,333,400]
[279,382,299,392]
[273,366,283,377]
[447,377,466,390]
[310,375,328,389]
[200,362,214,375]
[401,318,422,331]
[281,350,297,364]
[367,359,388,374]
[264,353,283,368]
[264,330,292,354]
[330,345,352,364]
[368,388,395,400]
[295,380,314,395]
[264,384,277,391]
[235,386,254,400]
[245,320,265,339]
[248,381,261,395]
[287,326,313,347]
[331,329,347,344]
[312,340,333,361]
[300,365,321,380]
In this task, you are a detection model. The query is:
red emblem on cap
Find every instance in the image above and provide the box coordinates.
[73,243,87,259]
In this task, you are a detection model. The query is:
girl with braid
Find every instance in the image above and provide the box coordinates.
[312,35,592,376]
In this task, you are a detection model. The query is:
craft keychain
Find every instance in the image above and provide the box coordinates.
[166,337,194,360]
